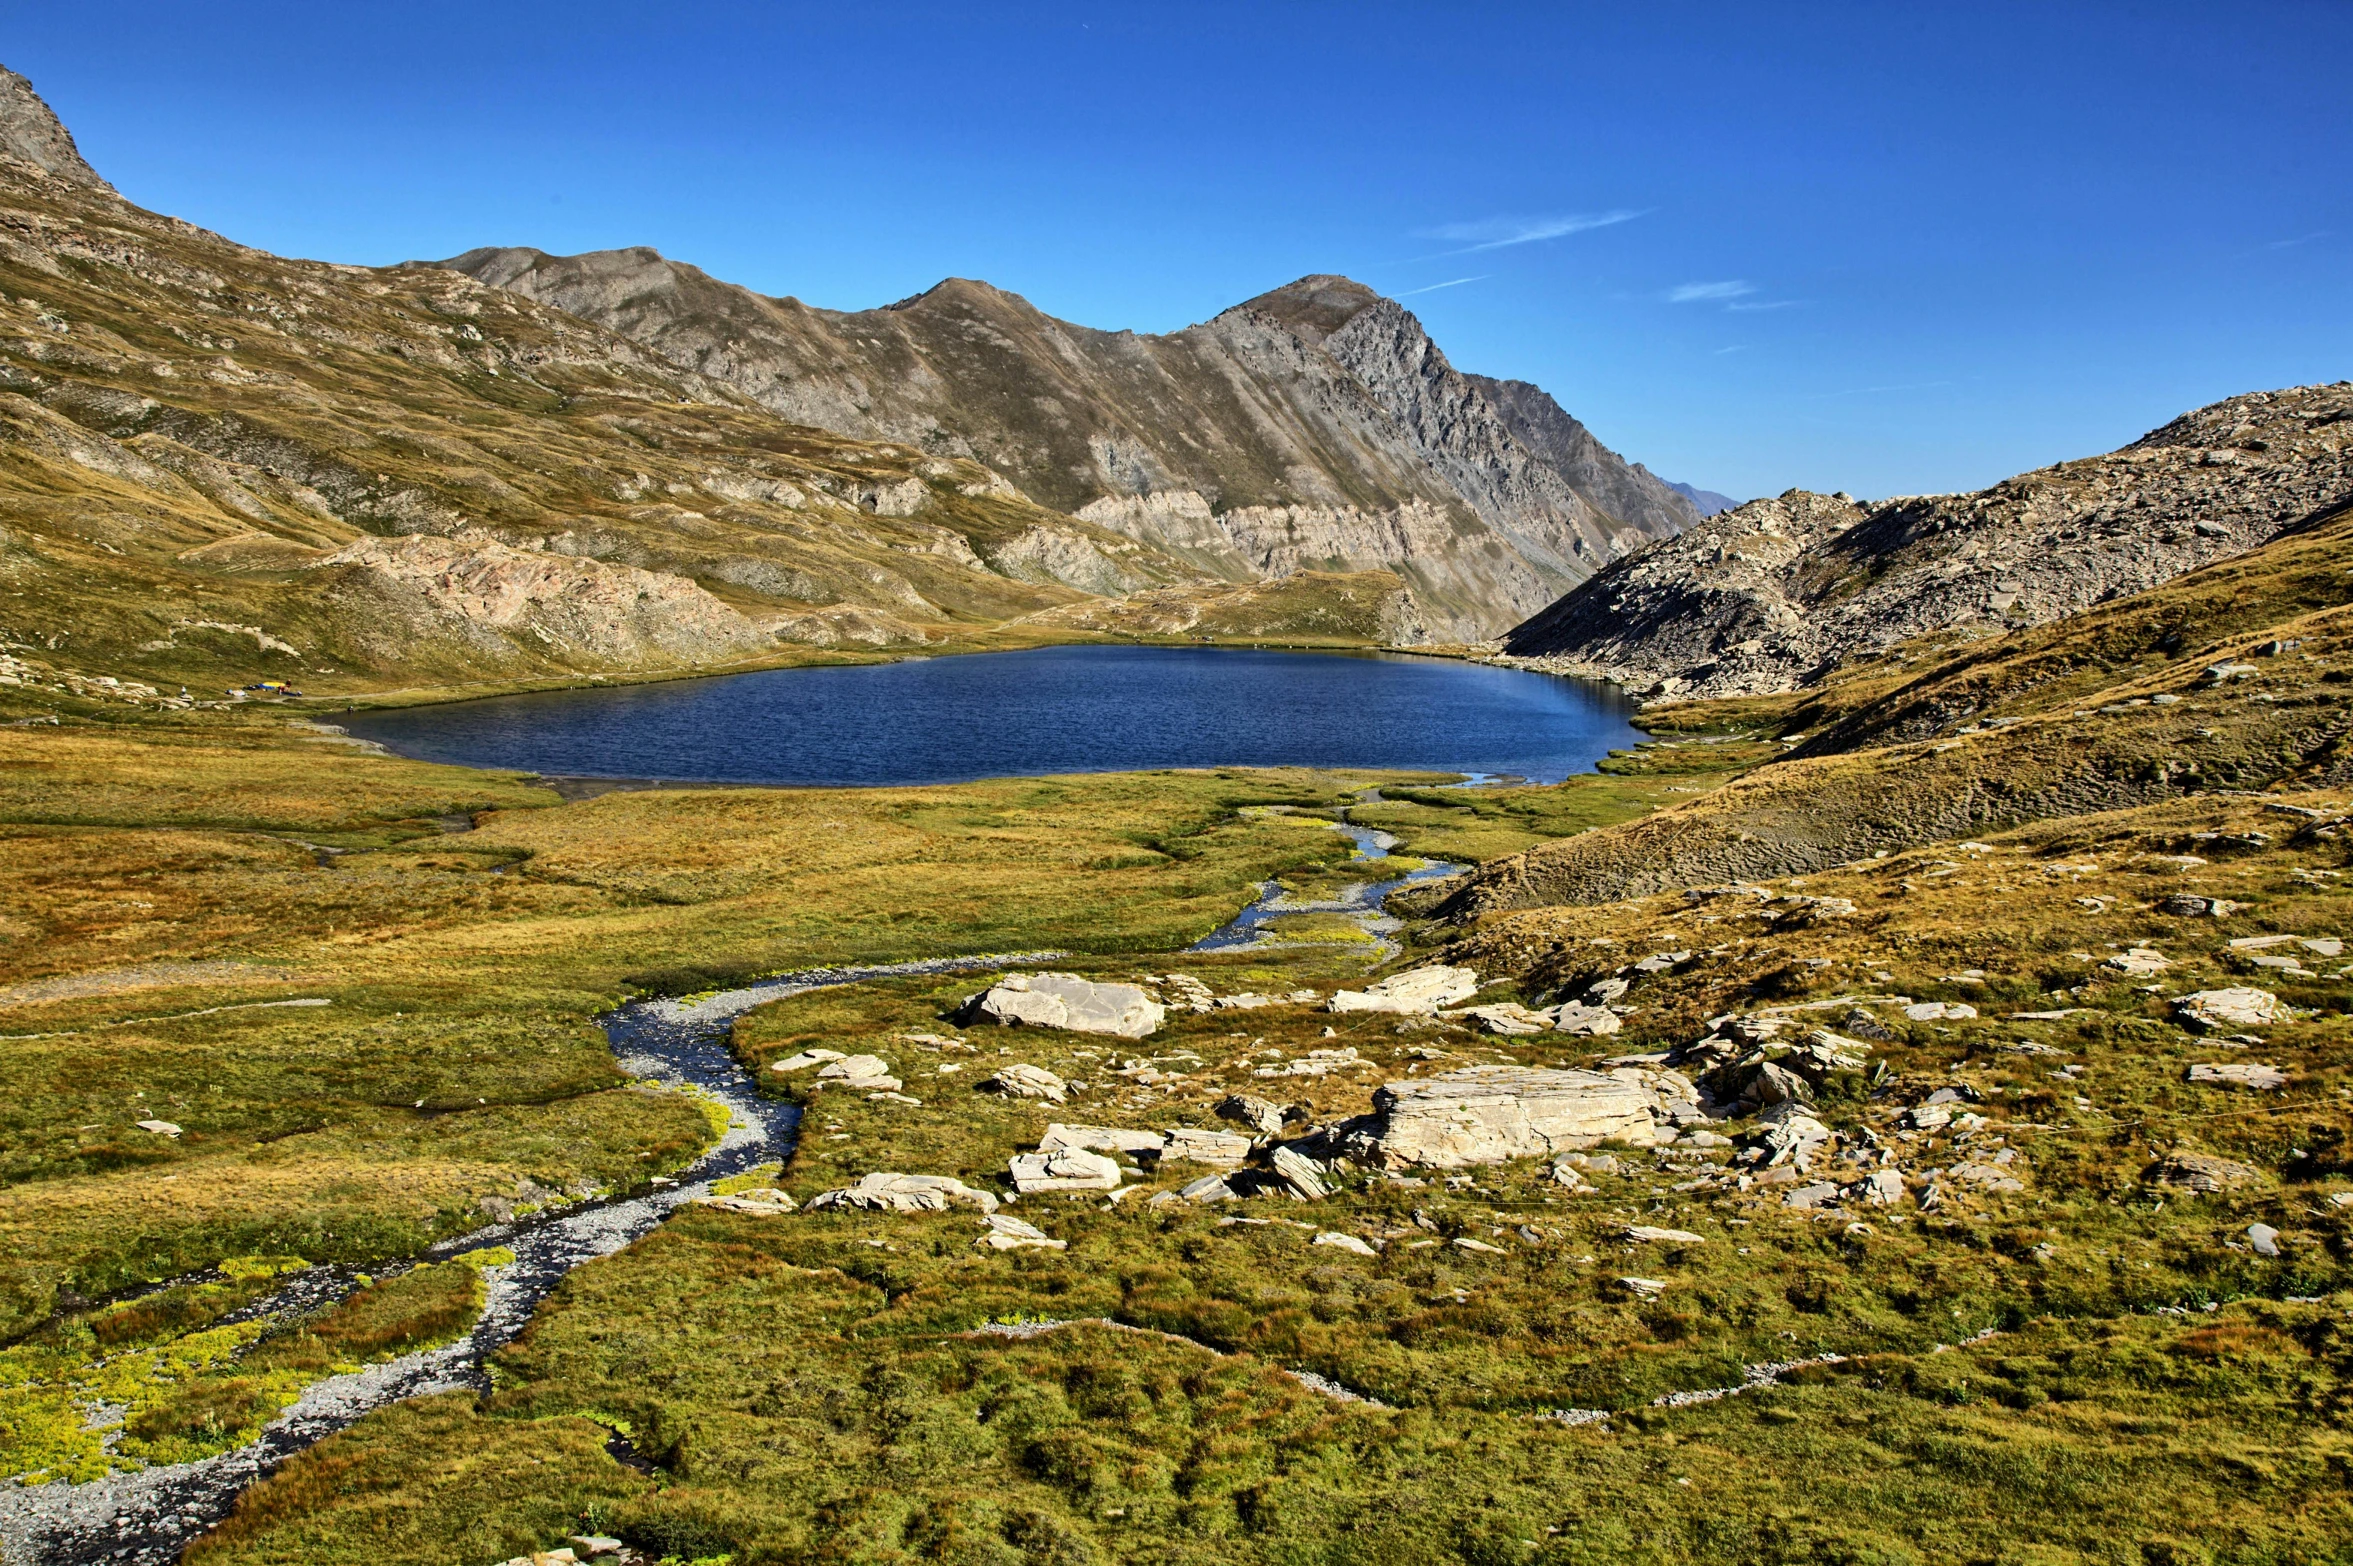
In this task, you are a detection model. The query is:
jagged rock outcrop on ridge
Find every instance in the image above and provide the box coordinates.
[0,67,110,190]
[1503,384,2353,701]
[436,254,1692,637]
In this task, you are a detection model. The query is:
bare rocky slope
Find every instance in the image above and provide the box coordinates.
[1502,383,2353,700]
[436,252,1696,637]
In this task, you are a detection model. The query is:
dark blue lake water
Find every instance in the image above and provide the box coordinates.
[343,645,1640,787]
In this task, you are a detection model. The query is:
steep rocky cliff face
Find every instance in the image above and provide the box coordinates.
[1504,383,2353,700]
[437,253,1690,637]
[1463,373,1699,537]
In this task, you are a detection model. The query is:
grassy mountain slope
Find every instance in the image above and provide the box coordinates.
[0,146,1243,703]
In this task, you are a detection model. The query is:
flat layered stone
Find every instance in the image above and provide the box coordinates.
[2173,987,2287,1030]
[1009,1147,1122,1193]
[1039,1123,1165,1155]
[1163,1127,1253,1167]
[1328,964,1479,1015]
[977,1062,1069,1103]
[959,973,1165,1037]
[806,1172,999,1215]
[1345,1065,1665,1170]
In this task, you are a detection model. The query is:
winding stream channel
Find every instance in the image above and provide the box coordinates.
[2,798,1459,1565]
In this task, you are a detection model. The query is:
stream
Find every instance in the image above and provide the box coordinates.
[1191,795,1464,956]
[0,954,1057,1566]
[3,797,1461,1565]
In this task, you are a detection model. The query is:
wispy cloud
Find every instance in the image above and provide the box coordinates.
[2265,230,2330,250]
[1416,210,1645,257]
[1712,345,1749,355]
[1726,298,1801,312]
[1802,380,1955,399]
[1396,275,1488,297]
[1668,280,1755,303]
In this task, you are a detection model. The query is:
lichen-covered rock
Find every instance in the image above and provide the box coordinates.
[1164,1127,1254,1167]
[2173,988,2288,1030]
[977,1213,1065,1251]
[1038,1123,1165,1155]
[959,973,1165,1037]
[2149,1152,2263,1192]
[1215,1094,1286,1137]
[806,1172,998,1215]
[2187,1061,2289,1090]
[1008,1147,1122,1193]
[1342,1066,1666,1170]
[976,1063,1069,1103]
[1328,965,1479,1015]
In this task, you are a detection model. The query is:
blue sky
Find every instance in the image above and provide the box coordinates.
[10,1,2348,501]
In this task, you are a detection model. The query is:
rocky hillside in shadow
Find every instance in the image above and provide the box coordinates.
[1504,383,2353,699]
[0,71,1241,699]
[437,253,1697,638]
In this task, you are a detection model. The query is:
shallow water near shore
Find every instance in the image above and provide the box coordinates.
[343,644,1641,786]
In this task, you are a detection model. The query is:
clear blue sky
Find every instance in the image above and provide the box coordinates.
[10,1,2348,501]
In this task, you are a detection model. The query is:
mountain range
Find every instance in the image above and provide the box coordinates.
[436,252,1702,636]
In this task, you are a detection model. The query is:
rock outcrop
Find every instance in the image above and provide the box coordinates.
[1504,384,2353,700]
[0,67,110,190]
[436,253,1693,637]
[958,974,1165,1038]
[1340,1066,1671,1169]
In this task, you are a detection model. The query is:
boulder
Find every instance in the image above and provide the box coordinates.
[2103,948,2172,977]
[1855,1169,1906,1206]
[1625,1225,1705,1244]
[2158,895,2246,918]
[959,972,1165,1037]
[2150,1152,2262,1192]
[134,1119,183,1137]
[807,1172,999,1214]
[1175,1173,1240,1202]
[1164,1127,1254,1167]
[1904,1001,1977,1021]
[1312,1230,1378,1256]
[2173,988,2287,1030]
[1215,1094,1286,1137]
[1461,1002,1551,1036]
[2187,1061,2289,1090]
[1266,1145,1330,1200]
[1552,1002,1623,1036]
[771,1048,847,1072]
[1328,965,1479,1015]
[814,1055,900,1091]
[2247,1222,2282,1258]
[977,1213,1065,1251]
[1008,1147,1122,1193]
[1783,1182,1841,1209]
[1342,1066,1665,1170]
[977,1062,1069,1103]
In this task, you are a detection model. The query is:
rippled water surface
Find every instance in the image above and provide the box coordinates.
[343,644,1639,786]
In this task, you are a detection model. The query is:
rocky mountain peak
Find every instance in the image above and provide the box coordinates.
[1227,274,1383,342]
[0,66,111,191]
